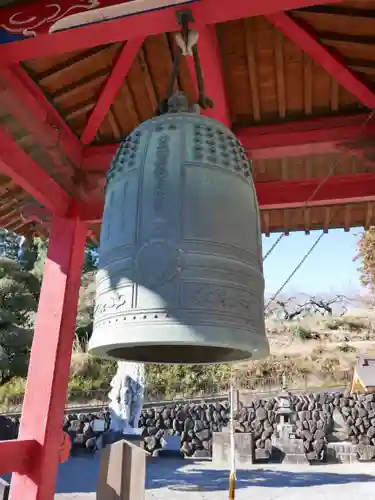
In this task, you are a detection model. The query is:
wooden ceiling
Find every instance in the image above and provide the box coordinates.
[1,0,375,238]
[22,5,369,139]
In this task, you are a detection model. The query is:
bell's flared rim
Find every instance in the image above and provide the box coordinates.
[88,323,269,364]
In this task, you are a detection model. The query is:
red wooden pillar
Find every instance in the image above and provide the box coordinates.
[9,216,87,500]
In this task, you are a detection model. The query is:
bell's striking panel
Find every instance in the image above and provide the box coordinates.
[89,110,269,364]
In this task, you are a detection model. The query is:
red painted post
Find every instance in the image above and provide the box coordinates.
[9,216,87,500]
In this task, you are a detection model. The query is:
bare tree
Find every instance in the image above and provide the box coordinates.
[265,294,347,320]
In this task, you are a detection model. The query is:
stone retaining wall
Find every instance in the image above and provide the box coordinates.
[3,391,375,462]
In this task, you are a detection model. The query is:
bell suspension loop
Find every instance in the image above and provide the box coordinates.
[158,10,214,115]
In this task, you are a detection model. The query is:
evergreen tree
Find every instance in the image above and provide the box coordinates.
[0,256,39,382]
[0,229,21,261]
[0,229,98,382]
[75,270,96,346]
[83,244,98,273]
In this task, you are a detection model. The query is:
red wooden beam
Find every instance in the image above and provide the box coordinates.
[75,172,375,223]
[0,128,71,215]
[257,172,375,210]
[0,439,39,476]
[81,38,144,145]
[0,65,82,167]
[82,112,374,170]
[266,12,375,109]
[237,112,375,160]
[10,217,87,500]
[186,24,231,126]
[0,0,343,64]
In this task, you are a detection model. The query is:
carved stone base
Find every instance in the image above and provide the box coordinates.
[271,435,308,464]
[326,442,357,464]
[97,439,148,500]
[212,431,255,468]
[102,430,146,451]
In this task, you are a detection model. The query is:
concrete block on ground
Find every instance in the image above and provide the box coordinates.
[122,433,144,450]
[97,439,148,500]
[92,419,106,433]
[212,431,254,469]
[327,442,358,464]
[271,437,308,464]
[102,431,145,450]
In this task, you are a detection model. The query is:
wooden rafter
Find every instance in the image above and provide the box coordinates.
[0,127,71,215]
[81,38,144,145]
[266,12,375,109]
[0,65,82,166]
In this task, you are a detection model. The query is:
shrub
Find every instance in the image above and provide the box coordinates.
[293,326,320,340]
[338,343,356,353]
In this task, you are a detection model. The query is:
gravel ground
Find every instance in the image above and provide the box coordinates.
[54,455,375,500]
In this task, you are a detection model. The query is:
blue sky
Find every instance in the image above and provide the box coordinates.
[262,228,363,296]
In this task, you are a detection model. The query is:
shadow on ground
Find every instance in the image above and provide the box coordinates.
[54,455,375,494]
[55,455,100,494]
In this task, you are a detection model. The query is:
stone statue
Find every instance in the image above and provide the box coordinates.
[108,361,145,434]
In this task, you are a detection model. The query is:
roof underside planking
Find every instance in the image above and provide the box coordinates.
[1,0,375,240]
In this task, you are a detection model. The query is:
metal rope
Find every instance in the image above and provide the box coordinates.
[263,233,284,261]
[263,109,375,262]
[264,205,342,310]
[263,157,341,261]
[265,230,325,311]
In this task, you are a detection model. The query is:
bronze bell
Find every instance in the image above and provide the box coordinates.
[89,95,269,364]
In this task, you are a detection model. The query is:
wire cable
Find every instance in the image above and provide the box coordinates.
[265,231,325,311]
[262,109,375,262]
[265,206,342,310]
[263,233,284,261]
[263,157,340,262]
